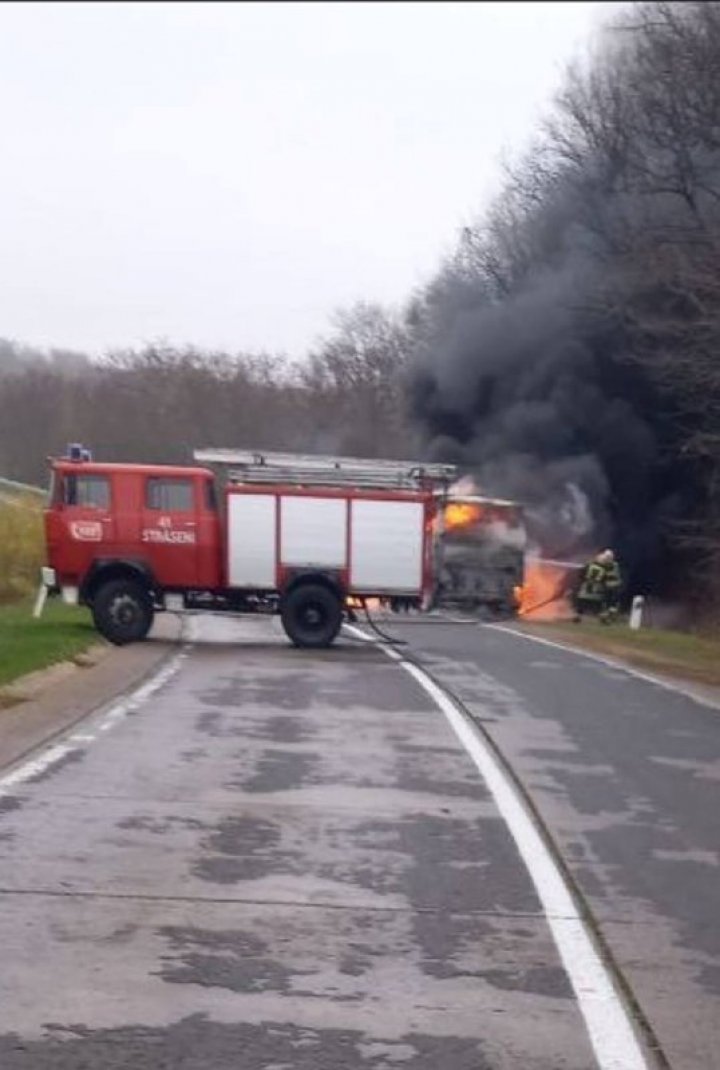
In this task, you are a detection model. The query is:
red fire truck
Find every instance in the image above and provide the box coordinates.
[38,446,455,648]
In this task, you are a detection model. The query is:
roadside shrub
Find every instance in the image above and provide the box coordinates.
[0,496,44,603]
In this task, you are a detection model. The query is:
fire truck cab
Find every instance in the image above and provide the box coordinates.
[41,445,455,649]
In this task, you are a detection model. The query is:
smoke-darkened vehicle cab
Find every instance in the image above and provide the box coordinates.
[433,493,526,616]
[41,445,455,648]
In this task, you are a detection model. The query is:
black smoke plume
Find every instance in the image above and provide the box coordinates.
[409,259,689,592]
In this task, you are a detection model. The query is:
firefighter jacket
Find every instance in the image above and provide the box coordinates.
[578,561,606,602]
[603,561,622,591]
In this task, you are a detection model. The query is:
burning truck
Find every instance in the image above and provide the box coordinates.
[433,491,526,617]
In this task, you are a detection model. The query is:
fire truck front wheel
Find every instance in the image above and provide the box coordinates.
[92,578,155,646]
[280,583,343,649]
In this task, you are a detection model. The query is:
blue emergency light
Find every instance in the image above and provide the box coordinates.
[67,443,93,462]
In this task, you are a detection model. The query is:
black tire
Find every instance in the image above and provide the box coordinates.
[280,583,343,649]
[92,578,154,646]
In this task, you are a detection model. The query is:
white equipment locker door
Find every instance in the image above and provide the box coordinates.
[227,493,276,587]
[280,496,347,568]
[350,499,424,592]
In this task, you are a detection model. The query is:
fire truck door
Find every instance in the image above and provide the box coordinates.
[58,471,116,590]
[141,476,200,588]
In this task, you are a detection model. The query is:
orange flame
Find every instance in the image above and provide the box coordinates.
[517,560,573,621]
[443,502,483,532]
[346,596,382,611]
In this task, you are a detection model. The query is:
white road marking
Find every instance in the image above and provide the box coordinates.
[0,641,191,796]
[489,623,720,710]
[0,743,78,789]
[346,624,650,1070]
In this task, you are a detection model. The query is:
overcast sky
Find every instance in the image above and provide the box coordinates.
[0,1,622,359]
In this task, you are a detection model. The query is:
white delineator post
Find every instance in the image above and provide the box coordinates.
[32,582,48,619]
[33,568,57,619]
[629,594,645,630]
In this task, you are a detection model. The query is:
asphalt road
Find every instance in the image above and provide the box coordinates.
[390,617,720,1070]
[0,613,716,1068]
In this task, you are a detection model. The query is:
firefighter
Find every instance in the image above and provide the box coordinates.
[597,548,622,623]
[573,553,605,620]
[573,549,622,623]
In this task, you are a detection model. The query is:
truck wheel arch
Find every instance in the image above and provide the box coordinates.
[82,560,156,606]
[281,570,345,602]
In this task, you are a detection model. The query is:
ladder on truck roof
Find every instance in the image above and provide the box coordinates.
[437,491,521,510]
[193,448,457,491]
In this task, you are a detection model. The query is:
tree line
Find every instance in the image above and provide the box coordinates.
[0,304,417,488]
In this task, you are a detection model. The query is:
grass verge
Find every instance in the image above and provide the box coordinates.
[0,600,96,690]
[521,619,720,688]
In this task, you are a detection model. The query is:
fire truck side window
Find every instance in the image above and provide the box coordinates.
[146,478,194,512]
[64,474,110,509]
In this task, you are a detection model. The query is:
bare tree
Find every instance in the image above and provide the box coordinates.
[300,302,417,457]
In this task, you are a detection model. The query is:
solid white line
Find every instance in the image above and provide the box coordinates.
[346,624,650,1070]
[489,623,720,710]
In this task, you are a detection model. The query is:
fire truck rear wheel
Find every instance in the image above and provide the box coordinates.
[280,583,343,649]
[92,578,154,646]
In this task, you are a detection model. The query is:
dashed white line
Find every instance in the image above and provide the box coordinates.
[346,624,650,1070]
[0,743,77,789]
[0,639,191,795]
